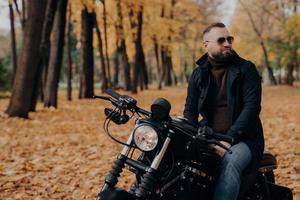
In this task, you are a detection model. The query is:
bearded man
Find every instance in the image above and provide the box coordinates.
[183,22,264,200]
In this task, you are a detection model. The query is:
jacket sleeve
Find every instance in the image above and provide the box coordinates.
[226,63,262,140]
[183,69,200,126]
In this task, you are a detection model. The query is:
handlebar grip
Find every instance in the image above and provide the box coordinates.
[213,133,234,145]
[105,88,121,100]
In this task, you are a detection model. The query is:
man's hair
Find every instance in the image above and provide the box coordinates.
[203,22,226,35]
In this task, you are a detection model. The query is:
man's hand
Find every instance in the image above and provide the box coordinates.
[210,141,231,157]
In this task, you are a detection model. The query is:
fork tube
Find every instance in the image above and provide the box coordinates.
[151,136,171,169]
[135,131,173,198]
[120,131,134,156]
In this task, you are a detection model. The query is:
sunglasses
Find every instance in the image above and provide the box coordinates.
[206,36,234,45]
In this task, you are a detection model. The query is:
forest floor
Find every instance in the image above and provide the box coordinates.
[0,85,300,199]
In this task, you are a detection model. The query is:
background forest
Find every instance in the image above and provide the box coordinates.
[0,0,300,199]
[0,0,299,117]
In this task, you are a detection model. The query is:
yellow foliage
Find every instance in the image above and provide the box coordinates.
[68,0,222,74]
[284,13,300,40]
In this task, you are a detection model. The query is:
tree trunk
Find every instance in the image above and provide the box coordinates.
[94,13,108,92]
[113,49,120,87]
[286,63,294,86]
[113,24,120,87]
[157,4,166,90]
[278,64,282,84]
[260,41,277,85]
[102,0,111,87]
[158,46,166,89]
[79,8,94,98]
[131,5,148,93]
[159,0,176,88]
[9,2,17,85]
[67,3,72,101]
[44,0,68,108]
[239,0,277,85]
[30,0,58,111]
[164,52,173,86]
[22,0,26,27]
[138,6,148,90]
[152,34,161,83]
[5,0,47,118]
[116,0,131,90]
[13,0,25,30]
[165,0,176,86]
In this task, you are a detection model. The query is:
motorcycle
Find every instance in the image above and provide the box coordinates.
[94,89,293,200]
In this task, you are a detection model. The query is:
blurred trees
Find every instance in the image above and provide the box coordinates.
[3,0,299,118]
[231,0,300,85]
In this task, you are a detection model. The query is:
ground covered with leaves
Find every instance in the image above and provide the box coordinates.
[0,86,299,199]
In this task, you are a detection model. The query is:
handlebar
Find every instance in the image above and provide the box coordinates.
[106,88,121,100]
[170,120,234,153]
[93,88,151,118]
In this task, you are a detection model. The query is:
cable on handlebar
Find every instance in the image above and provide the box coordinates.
[103,106,136,148]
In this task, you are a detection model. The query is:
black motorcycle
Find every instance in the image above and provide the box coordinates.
[94,89,293,200]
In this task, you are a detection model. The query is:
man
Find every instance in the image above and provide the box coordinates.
[183,22,264,200]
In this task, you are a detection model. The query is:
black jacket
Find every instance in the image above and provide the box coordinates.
[183,52,264,171]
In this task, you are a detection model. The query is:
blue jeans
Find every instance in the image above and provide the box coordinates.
[213,142,252,200]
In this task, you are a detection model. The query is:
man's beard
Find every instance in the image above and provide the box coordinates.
[211,49,234,63]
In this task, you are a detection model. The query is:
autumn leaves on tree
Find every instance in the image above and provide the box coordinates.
[6,0,219,118]
[5,0,300,118]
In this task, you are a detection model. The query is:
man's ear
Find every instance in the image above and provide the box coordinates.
[203,41,208,48]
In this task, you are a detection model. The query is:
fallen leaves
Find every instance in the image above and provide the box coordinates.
[0,86,299,199]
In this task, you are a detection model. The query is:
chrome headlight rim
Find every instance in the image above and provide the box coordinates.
[133,124,159,152]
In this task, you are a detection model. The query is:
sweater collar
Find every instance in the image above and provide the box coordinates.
[195,50,241,77]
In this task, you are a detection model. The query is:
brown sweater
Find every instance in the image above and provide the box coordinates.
[205,56,231,133]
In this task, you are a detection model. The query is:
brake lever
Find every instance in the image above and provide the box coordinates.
[206,139,232,154]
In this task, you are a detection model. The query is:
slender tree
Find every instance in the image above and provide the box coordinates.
[115,0,131,90]
[113,23,120,87]
[30,0,58,111]
[239,0,277,85]
[22,0,26,28]
[12,0,25,30]
[5,0,47,118]
[158,4,166,89]
[152,34,161,83]
[101,0,111,86]
[132,4,148,93]
[158,1,177,88]
[8,0,17,85]
[79,7,94,98]
[67,3,73,100]
[44,0,68,108]
[94,13,108,92]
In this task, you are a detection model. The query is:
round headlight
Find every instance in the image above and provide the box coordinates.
[133,125,158,151]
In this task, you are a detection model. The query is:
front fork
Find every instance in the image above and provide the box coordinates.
[100,130,174,199]
[135,132,172,198]
[100,132,134,192]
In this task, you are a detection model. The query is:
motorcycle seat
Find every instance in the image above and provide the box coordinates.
[258,151,277,172]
